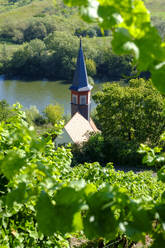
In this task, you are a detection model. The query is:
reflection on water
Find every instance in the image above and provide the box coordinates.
[0,78,103,114]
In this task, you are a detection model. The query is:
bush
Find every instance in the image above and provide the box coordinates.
[34,115,46,126]
[71,133,105,166]
[24,20,47,42]
[0,99,12,121]
[86,58,96,77]
[44,104,64,125]
[25,105,40,123]
[74,27,97,38]
[71,133,143,167]
[104,137,143,167]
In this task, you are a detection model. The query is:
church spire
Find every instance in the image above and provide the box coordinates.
[70,38,93,121]
[80,36,82,48]
[70,38,92,92]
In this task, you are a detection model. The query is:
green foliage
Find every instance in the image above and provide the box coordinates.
[2,33,132,80]
[89,78,165,166]
[0,0,165,246]
[25,105,40,123]
[72,133,143,167]
[0,104,72,247]
[85,58,96,77]
[74,26,97,38]
[0,106,164,247]
[0,99,12,121]
[0,16,58,44]
[71,133,105,166]
[96,51,134,80]
[23,19,47,42]
[4,38,47,79]
[138,132,165,169]
[44,103,64,125]
[0,0,134,81]
[94,78,165,144]
[0,0,165,87]
[63,0,165,94]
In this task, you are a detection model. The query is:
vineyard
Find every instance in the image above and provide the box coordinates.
[0,104,165,247]
[0,0,165,247]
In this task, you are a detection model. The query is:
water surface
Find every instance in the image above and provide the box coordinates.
[0,78,103,114]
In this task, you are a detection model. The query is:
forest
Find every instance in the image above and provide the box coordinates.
[0,0,165,247]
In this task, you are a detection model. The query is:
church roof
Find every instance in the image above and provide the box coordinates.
[64,112,98,144]
[70,39,93,92]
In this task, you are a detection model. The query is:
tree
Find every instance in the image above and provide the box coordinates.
[74,26,97,37]
[8,39,47,79]
[92,78,165,166]
[24,20,47,42]
[85,58,96,77]
[44,31,79,79]
[93,78,165,145]
[96,50,133,80]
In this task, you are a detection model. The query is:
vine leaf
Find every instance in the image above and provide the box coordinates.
[0,151,26,180]
[6,183,26,208]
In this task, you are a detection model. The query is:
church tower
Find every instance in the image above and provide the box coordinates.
[70,39,93,121]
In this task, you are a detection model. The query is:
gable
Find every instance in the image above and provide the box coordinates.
[55,129,74,146]
[64,112,97,144]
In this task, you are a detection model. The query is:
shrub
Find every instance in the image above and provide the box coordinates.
[71,133,105,166]
[74,27,97,38]
[0,99,12,121]
[24,20,47,42]
[86,58,96,77]
[34,115,46,126]
[25,105,40,123]
[44,104,64,125]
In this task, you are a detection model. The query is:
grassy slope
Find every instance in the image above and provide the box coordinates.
[0,0,163,57]
[0,0,54,55]
[0,0,54,27]
[0,42,20,56]
[0,0,164,27]
[0,0,112,57]
[145,0,165,18]
[0,0,76,55]
[0,0,35,13]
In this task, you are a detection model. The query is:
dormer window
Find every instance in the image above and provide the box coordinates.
[80,95,87,105]
[72,94,78,104]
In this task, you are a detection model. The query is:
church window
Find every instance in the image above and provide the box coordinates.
[80,95,87,105]
[72,94,78,104]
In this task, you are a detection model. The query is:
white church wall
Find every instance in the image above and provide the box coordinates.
[55,129,74,146]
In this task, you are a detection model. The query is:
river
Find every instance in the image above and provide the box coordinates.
[0,78,103,114]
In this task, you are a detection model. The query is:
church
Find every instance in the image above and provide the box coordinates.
[56,39,99,145]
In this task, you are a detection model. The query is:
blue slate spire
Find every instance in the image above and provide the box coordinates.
[70,38,93,92]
